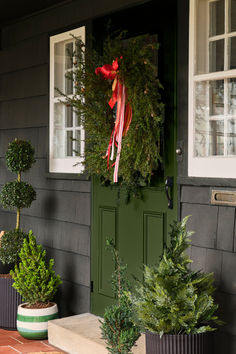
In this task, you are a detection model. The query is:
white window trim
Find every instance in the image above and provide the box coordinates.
[49,26,85,174]
[188,0,236,178]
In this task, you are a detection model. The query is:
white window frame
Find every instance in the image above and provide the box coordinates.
[49,26,85,174]
[188,0,236,178]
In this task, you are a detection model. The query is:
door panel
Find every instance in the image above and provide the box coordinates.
[98,207,116,297]
[91,0,177,316]
[143,211,164,266]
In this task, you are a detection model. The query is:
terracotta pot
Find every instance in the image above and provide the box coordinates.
[17,302,59,339]
[145,331,213,354]
[0,276,22,329]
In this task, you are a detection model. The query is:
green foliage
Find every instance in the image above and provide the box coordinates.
[107,239,130,298]
[10,231,62,305]
[61,33,164,197]
[101,295,141,354]
[6,139,35,173]
[0,229,27,265]
[130,216,222,336]
[100,240,140,353]
[0,139,36,265]
[0,181,36,209]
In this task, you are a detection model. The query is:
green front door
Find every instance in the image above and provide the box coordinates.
[91,1,177,316]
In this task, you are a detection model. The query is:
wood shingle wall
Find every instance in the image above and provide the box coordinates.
[0,0,146,316]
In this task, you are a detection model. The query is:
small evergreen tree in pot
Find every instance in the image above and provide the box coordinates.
[0,139,36,266]
[130,216,223,354]
[10,230,62,339]
[100,240,140,354]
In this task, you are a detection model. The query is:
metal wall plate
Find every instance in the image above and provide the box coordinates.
[211,189,236,206]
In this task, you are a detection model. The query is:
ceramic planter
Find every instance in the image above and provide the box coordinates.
[146,332,213,354]
[0,276,22,329]
[17,302,59,339]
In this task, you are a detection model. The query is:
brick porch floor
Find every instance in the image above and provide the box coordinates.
[0,329,67,353]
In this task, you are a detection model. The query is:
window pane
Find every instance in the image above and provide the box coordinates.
[194,82,209,157]
[75,40,84,67]
[209,40,224,72]
[229,0,236,32]
[54,42,64,96]
[75,130,81,156]
[209,120,224,155]
[65,105,73,127]
[194,81,225,157]
[65,42,73,70]
[75,112,81,127]
[66,131,73,156]
[209,0,225,37]
[229,37,236,69]
[195,0,208,74]
[227,120,236,155]
[209,80,224,116]
[53,103,65,158]
[54,40,74,97]
[65,74,73,95]
[229,78,236,115]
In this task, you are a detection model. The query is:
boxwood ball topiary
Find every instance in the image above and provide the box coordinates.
[6,139,36,173]
[0,229,28,265]
[0,181,36,209]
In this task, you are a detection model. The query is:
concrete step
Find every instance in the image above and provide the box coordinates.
[48,313,145,354]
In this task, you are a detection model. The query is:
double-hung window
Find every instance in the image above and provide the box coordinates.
[189,0,236,177]
[49,26,85,173]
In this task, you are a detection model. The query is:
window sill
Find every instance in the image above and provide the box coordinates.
[45,172,90,181]
[177,176,236,188]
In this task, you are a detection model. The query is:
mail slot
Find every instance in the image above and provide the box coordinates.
[211,190,236,206]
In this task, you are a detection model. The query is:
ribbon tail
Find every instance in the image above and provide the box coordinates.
[113,83,126,183]
[110,133,115,161]
[123,103,132,136]
[106,127,115,169]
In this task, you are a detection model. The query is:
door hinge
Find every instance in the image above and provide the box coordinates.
[91,281,94,293]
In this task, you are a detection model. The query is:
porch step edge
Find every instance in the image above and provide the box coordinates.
[48,313,145,354]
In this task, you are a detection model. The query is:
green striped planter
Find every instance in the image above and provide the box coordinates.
[17,303,58,339]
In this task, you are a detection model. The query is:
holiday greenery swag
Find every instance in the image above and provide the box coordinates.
[130,216,222,336]
[10,230,62,307]
[100,239,140,354]
[62,32,164,196]
[0,139,36,265]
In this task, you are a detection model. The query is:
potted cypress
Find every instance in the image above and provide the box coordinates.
[10,230,62,339]
[0,139,36,329]
[130,216,222,354]
[100,240,140,353]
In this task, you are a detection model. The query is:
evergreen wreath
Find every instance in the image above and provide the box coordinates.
[62,32,164,197]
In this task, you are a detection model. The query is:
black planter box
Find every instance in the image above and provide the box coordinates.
[0,277,22,329]
[146,332,213,354]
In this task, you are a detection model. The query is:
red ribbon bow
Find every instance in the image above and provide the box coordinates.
[96,57,132,183]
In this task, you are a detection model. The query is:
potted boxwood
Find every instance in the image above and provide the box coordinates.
[0,139,36,329]
[10,230,62,339]
[130,216,222,354]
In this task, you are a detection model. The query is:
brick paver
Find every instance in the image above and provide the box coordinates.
[0,330,66,353]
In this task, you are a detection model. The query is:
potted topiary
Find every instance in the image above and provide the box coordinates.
[130,216,222,354]
[0,138,36,329]
[10,230,62,339]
